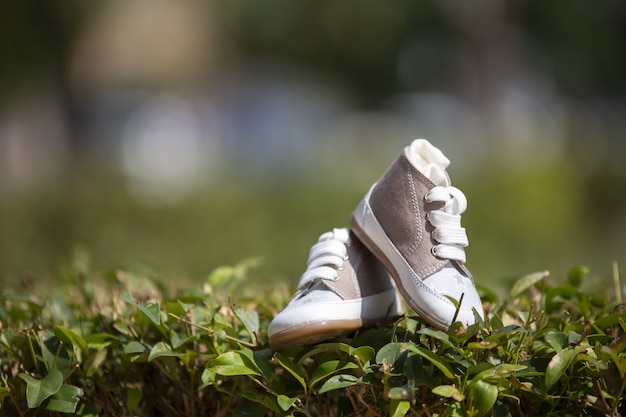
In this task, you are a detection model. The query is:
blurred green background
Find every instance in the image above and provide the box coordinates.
[1,1,625,294]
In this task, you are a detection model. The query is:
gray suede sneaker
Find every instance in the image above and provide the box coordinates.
[268,228,401,348]
[350,139,484,330]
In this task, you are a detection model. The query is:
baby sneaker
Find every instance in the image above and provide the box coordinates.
[350,139,484,330]
[268,228,401,348]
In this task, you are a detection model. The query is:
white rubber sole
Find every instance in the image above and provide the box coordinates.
[268,288,400,348]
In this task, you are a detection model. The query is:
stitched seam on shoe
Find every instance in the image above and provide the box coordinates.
[416,263,443,282]
[321,244,358,301]
[411,266,475,312]
[351,248,364,298]
[405,160,422,258]
[405,161,442,280]
[410,269,452,304]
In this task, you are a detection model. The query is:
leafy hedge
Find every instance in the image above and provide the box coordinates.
[1,260,625,417]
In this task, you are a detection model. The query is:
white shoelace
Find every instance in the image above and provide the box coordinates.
[425,186,469,263]
[297,228,350,288]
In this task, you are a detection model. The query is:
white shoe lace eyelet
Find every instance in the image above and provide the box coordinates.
[431,245,440,258]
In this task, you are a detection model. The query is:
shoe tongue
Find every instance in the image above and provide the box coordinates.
[406,139,450,186]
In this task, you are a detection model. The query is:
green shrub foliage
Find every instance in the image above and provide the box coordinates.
[1,262,625,416]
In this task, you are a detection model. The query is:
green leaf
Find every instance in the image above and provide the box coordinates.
[124,341,149,355]
[317,374,359,394]
[545,345,587,389]
[170,332,197,350]
[545,285,581,314]
[388,386,413,400]
[567,265,588,288]
[592,313,626,332]
[277,394,297,411]
[447,402,466,417]
[163,300,187,319]
[207,259,262,290]
[251,349,273,380]
[376,342,408,372]
[484,325,527,343]
[19,369,64,408]
[40,335,72,374]
[240,388,282,413]
[207,350,261,376]
[467,379,498,417]
[509,270,549,299]
[544,332,568,352]
[148,342,181,361]
[53,325,88,354]
[207,266,236,289]
[179,300,195,312]
[127,387,143,411]
[471,364,528,385]
[489,314,504,330]
[390,399,411,417]
[273,352,307,394]
[567,330,582,345]
[44,384,83,413]
[418,327,451,345]
[432,385,465,401]
[0,386,9,404]
[398,316,421,335]
[403,354,422,381]
[121,291,161,326]
[234,308,259,344]
[296,342,353,364]
[405,344,455,379]
[84,348,108,377]
[352,345,376,366]
[85,333,117,350]
[309,360,359,388]
[467,340,499,350]
[200,367,216,389]
[599,345,626,378]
